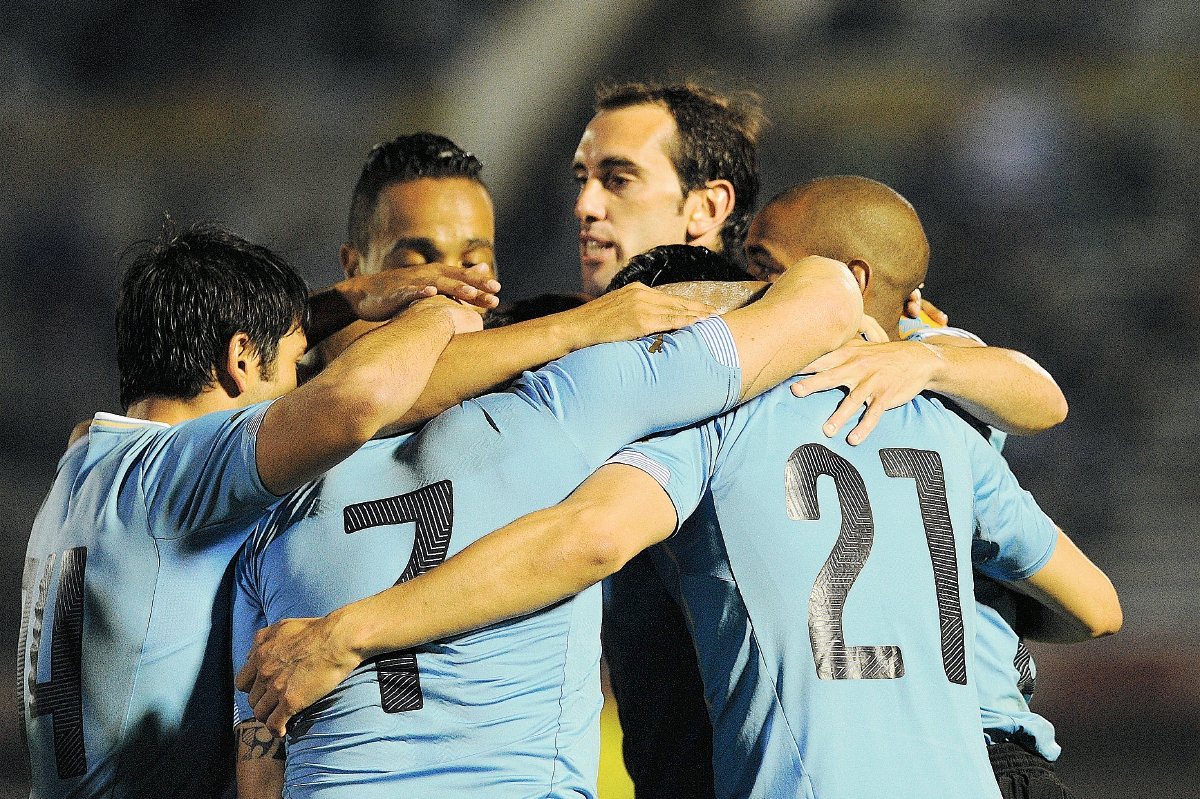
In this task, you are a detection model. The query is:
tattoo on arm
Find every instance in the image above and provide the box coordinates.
[237,722,286,762]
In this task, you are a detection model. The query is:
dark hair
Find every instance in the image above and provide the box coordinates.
[595,81,764,255]
[606,245,753,293]
[116,220,310,409]
[483,293,591,329]
[347,132,487,252]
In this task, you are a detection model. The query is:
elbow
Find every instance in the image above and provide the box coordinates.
[560,505,639,585]
[329,377,398,444]
[1050,394,1069,428]
[1087,595,1123,639]
[812,262,866,351]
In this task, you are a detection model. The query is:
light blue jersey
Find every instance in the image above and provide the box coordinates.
[19,403,277,799]
[612,381,1059,799]
[904,324,1059,761]
[973,580,1061,760]
[232,319,742,799]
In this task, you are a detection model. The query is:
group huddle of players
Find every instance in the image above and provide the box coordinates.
[18,81,1121,799]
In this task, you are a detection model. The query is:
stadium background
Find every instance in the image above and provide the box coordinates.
[1,1,1196,796]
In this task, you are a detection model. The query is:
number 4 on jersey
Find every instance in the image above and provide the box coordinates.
[343,481,453,712]
[18,547,88,778]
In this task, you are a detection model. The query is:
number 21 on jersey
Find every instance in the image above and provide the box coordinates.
[785,444,967,685]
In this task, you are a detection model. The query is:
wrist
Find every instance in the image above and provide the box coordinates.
[915,341,950,391]
[326,604,373,666]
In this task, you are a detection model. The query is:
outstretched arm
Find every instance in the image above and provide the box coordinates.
[791,334,1068,444]
[388,282,718,428]
[721,255,863,402]
[254,298,478,496]
[237,464,674,736]
[1005,527,1122,643]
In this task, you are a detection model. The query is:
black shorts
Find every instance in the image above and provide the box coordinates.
[988,740,1076,799]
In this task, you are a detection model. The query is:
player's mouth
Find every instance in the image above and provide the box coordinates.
[580,235,617,265]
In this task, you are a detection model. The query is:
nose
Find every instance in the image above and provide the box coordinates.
[574,178,606,224]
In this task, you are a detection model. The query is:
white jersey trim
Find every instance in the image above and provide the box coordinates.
[605,449,671,489]
[904,326,986,346]
[92,412,170,430]
[690,316,740,369]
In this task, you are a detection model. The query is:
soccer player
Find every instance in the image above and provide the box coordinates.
[230,248,863,798]
[17,222,481,799]
[603,173,1073,798]
[749,176,1094,797]
[573,81,763,296]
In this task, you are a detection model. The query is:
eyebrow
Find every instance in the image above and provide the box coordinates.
[388,237,495,258]
[572,156,643,175]
[388,237,440,260]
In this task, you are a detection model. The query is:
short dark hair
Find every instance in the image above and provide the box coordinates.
[595,81,764,255]
[117,220,310,410]
[606,245,753,292]
[347,132,487,253]
[483,293,591,329]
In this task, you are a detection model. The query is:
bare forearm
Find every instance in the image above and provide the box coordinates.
[257,305,455,494]
[927,345,1068,435]
[335,503,616,662]
[235,721,285,799]
[1004,529,1122,643]
[334,464,674,662]
[724,256,863,401]
[390,314,582,428]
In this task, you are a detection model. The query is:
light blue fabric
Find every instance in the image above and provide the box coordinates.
[233,321,743,798]
[617,383,1059,798]
[20,403,277,799]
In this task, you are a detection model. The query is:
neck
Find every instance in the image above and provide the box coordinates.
[125,390,238,426]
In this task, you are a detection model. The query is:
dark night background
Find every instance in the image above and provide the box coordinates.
[1,1,1197,796]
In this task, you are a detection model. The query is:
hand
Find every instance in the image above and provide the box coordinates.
[903,288,948,326]
[859,314,889,343]
[339,264,501,319]
[790,339,945,445]
[568,282,715,348]
[236,615,361,737]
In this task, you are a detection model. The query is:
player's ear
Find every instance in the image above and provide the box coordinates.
[846,259,870,296]
[340,244,361,279]
[685,179,735,242]
[218,333,258,398]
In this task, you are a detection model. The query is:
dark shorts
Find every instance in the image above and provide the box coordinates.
[988,740,1076,799]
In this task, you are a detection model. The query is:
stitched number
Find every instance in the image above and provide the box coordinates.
[20,548,88,778]
[785,445,967,683]
[786,444,903,680]
[879,448,968,685]
[343,481,453,712]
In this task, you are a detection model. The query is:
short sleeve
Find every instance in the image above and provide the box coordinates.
[231,543,268,727]
[606,422,718,535]
[507,317,741,467]
[140,401,278,538]
[900,322,987,346]
[966,429,1058,581]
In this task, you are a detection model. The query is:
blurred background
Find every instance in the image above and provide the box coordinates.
[1,1,1197,796]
